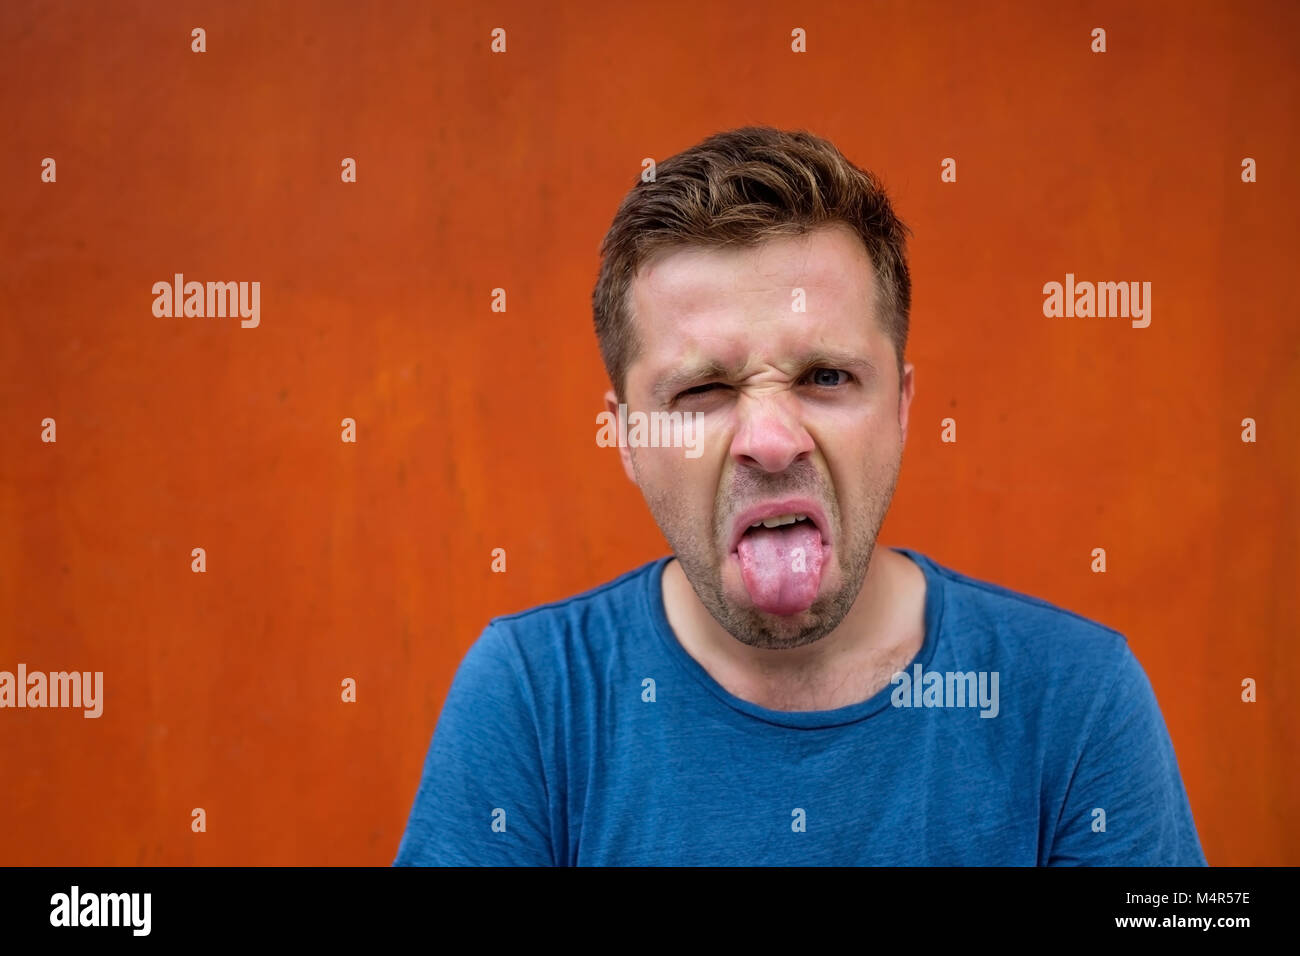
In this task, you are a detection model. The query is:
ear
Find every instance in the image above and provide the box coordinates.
[604,389,637,484]
[897,361,915,444]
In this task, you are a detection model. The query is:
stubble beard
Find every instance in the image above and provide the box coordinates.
[635,451,902,651]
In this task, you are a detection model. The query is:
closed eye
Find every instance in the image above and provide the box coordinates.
[677,382,729,399]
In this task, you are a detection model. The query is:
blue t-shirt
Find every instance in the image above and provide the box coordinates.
[394,548,1207,866]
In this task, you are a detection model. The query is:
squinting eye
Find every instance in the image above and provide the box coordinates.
[679,382,726,398]
[808,368,849,387]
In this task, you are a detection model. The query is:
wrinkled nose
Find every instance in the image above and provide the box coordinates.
[729,391,814,473]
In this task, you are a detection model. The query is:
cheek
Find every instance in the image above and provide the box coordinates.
[637,449,718,513]
[634,446,696,488]
[824,423,900,494]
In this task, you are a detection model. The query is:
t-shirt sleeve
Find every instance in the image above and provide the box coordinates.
[1047,640,1207,865]
[393,622,555,866]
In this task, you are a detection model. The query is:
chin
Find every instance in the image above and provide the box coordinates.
[726,602,841,650]
[678,550,850,650]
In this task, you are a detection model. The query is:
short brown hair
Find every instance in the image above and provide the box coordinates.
[592,125,913,401]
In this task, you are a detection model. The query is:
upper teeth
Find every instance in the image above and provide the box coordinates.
[750,513,809,529]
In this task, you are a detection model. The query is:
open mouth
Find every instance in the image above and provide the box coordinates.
[728,502,831,617]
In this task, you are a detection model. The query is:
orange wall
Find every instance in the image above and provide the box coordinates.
[1,0,1296,865]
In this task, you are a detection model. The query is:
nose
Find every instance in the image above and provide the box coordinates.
[729,390,814,473]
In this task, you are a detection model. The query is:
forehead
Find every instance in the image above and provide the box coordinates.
[627,223,882,375]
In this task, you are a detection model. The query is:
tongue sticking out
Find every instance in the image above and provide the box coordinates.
[736,522,824,616]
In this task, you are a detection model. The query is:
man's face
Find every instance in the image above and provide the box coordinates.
[607,222,915,650]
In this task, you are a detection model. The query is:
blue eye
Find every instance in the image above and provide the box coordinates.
[808,368,849,387]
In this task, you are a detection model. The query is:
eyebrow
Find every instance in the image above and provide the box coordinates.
[649,350,878,404]
[650,360,733,405]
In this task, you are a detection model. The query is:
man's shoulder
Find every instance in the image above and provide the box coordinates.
[476,556,668,665]
[904,548,1133,680]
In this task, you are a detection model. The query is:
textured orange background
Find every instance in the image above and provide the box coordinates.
[1,0,1296,866]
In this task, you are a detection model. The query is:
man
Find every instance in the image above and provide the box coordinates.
[394,126,1206,866]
